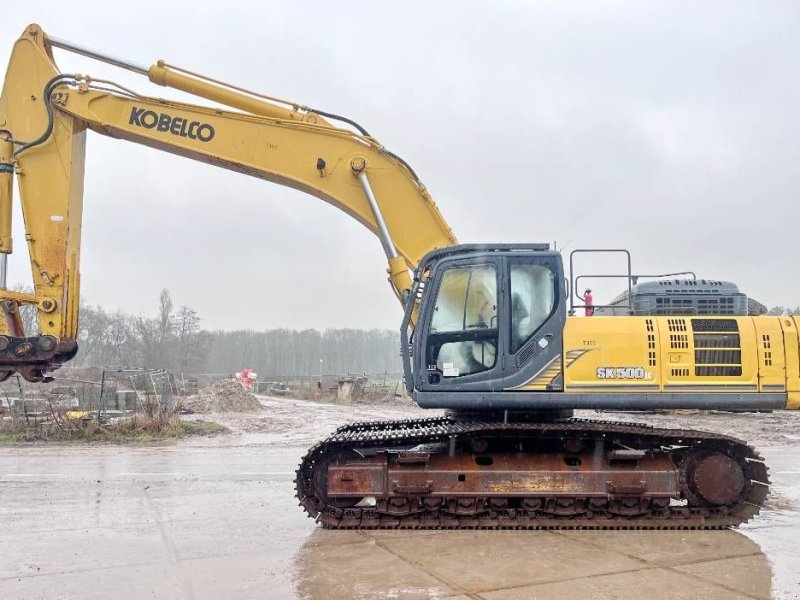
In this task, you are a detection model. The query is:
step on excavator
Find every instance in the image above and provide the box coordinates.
[1,24,791,529]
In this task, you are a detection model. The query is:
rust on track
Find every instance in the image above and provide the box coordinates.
[295,416,769,530]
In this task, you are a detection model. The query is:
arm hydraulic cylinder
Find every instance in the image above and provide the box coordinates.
[0,138,12,260]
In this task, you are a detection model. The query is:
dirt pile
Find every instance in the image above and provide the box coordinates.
[183,380,263,413]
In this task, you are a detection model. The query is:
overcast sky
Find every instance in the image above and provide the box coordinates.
[2,2,799,330]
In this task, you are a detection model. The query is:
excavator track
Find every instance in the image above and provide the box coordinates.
[295,416,769,530]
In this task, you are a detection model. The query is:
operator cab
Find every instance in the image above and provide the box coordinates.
[402,244,566,406]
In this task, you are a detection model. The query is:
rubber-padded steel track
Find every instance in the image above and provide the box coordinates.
[295,416,769,529]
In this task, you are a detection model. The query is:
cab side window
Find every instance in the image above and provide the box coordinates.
[510,264,555,353]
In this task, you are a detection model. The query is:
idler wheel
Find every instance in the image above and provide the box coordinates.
[690,453,745,506]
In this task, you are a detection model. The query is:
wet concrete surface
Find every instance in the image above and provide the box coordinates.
[1,397,798,599]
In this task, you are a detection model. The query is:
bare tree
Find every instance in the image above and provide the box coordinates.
[174,305,202,371]
[158,288,173,343]
[106,310,137,367]
[134,315,160,367]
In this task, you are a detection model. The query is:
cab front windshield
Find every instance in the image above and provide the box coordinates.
[427,264,498,378]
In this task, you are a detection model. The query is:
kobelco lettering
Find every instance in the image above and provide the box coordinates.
[129,107,215,142]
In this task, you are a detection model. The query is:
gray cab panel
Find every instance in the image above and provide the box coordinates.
[410,245,566,401]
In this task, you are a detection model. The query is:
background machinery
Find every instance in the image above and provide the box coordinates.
[1,24,795,528]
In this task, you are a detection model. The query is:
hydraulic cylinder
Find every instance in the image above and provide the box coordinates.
[0,139,12,290]
[0,139,12,257]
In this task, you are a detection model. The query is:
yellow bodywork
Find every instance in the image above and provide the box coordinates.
[515,315,800,409]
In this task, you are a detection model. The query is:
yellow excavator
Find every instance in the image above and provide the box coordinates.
[1,24,794,528]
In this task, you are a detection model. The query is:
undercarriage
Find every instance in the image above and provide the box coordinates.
[295,415,769,529]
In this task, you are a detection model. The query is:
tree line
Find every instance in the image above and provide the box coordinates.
[207,328,401,377]
[71,289,402,376]
[767,306,800,316]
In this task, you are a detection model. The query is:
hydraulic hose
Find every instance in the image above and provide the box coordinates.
[12,74,77,157]
[306,108,421,184]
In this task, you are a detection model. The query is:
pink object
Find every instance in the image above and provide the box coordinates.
[584,292,594,317]
[235,368,258,389]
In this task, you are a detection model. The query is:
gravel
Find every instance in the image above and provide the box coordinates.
[182,380,264,413]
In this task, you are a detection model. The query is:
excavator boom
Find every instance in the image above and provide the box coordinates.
[0,24,456,380]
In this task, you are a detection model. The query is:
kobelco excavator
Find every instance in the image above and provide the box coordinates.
[1,24,792,528]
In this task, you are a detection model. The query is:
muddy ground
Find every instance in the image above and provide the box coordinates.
[0,396,798,599]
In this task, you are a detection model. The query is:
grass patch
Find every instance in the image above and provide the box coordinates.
[181,419,228,436]
[0,431,27,444]
[0,415,228,444]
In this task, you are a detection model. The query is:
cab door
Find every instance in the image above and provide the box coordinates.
[415,256,506,392]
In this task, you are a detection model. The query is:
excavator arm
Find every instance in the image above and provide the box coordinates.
[0,24,457,380]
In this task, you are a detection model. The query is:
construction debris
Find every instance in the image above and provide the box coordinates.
[182,379,264,413]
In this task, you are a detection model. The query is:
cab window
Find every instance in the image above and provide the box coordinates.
[510,263,555,353]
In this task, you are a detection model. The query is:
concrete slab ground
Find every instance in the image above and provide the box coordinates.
[0,397,797,599]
